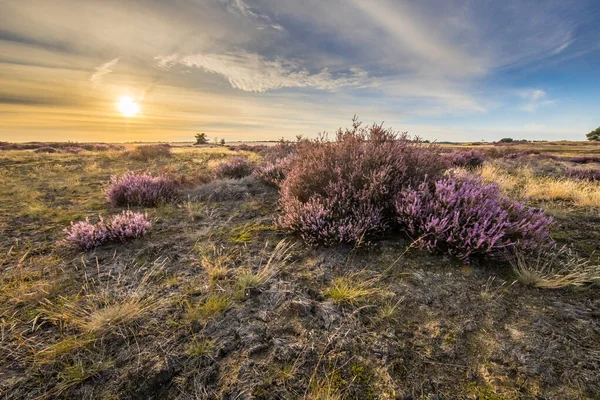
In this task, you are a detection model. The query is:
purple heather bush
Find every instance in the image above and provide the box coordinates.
[64,211,151,250]
[214,156,254,179]
[395,176,553,260]
[277,119,444,245]
[64,218,110,250]
[105,172,179,207]
[34,146,58,153]
[565,167,600,181]
[254,157,294,187]
[449,150,485,169]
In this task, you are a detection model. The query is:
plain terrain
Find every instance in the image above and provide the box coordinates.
[0,142,599,399]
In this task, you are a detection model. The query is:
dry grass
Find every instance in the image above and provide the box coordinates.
[324,274,381,306]
[234,239,293,298]
[509,245,600,288]
[187,294,232,321]
[479,163,600,207]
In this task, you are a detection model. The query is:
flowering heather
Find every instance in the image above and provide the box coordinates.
[214,157,254,179]
[64,218,110,250]
[568,156,600,164]
[395,176,554,260]
[565,167,600,181]
[277,119,444,245]
[64,211,151,250]
[105,172,179,207]
[254,157,293,187]
[449,150,485,169]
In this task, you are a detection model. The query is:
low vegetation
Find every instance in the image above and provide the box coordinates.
[1,129,599,399]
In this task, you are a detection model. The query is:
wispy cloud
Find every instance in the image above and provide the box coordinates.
[520,89,555,112]
[90,57,119,86]
[157,52,370,92]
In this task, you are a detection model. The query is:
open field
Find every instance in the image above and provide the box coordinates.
[1,141,599,399]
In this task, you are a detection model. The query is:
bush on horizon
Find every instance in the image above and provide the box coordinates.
[395,176,554,260]
[64,211,151,251]
[276,119,444,245]
[105,172,180,207]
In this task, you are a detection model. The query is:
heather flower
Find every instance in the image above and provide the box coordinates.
[277,119,444,245]
[105,172,179,207]
[254,157,293,187]
[64,211,151,251]
[395,176,554,260]
[214,157,254,179]
[565,167,600,181]
[64,218,110,250]
[106,210,152,242]
[449,150,485,169]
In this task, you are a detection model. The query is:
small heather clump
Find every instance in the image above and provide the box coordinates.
[254,157,293,187]
[449,150,485,169]
[568,156,600,164]
[214,157,254,179]
[64,211,151,250]
[63,146,86,154]
[64,218,110,251]
[395,176,554,260]
[105,172,179,207]
[277,119,444,245]
[106,210,152,242]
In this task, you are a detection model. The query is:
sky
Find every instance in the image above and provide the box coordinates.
[0,0,599,143]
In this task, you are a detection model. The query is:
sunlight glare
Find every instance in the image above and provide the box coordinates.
[117,97,140,117]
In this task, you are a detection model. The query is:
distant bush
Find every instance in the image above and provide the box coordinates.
[34,147,58,153]
[568,156,600,164]
[498,138,514,143]
[128,144,172,161]
[105,172,179,207]
[565,167,600,182]
[395,176,554,260]
[586,126,600,141]
[449,150,485,169]
[277,119,444,245]
[64,211,151,250]
[254,157,293,187]
[63,146,86,154]
[186,176,266,202]
[214,157,254,179]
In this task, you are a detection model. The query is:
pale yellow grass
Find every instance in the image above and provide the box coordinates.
[479,164,600,207]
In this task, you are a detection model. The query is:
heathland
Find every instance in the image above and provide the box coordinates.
[1,127,599,399]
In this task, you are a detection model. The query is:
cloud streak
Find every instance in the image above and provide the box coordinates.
[90,58,119,86]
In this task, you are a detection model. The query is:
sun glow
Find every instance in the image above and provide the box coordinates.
[117,97,140,117]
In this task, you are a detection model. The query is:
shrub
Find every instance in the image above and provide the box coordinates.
[64,218,110,250]
[395,176,554,260]
[64,211,151,250]
[105,172,179,207]
[498,138,514,143]
[565,167,600,181]
[63,146,86,154]
[277,119,444,245]
[214,157,254,179]
[106,210,152,242]
[34,147,58,153]
[449,150,485,169]
[128,144,171,161]
[254,157,293,187]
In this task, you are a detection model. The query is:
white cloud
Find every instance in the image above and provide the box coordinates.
[519,89,555,112]
[157,52,370,92]
[90,58,119,86]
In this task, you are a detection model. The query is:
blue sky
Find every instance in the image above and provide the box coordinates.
[0,0,599,142]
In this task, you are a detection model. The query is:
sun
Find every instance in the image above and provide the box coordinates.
[117,97,140,117]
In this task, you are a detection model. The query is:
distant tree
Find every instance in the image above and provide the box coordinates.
[195,133,208,145]
[220,138,226,145]
[586,127,600,141]
[499,138,514,143]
